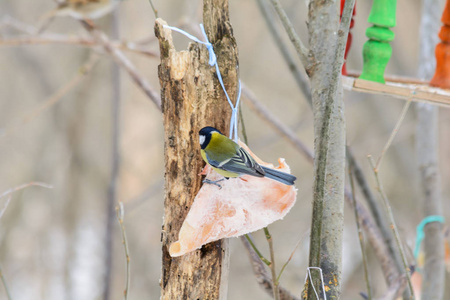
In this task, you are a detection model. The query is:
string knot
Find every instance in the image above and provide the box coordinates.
[414,215,445,260]
[163,23,242,142]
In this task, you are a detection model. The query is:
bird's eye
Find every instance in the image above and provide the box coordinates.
[199,135,205,145]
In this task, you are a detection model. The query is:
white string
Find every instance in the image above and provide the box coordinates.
[304,267,327,300]
[163,24,241,142]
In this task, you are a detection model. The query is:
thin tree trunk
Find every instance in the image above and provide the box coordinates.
[155,0,238,298]
[416,1,445,298]
[103,10,121,300]
[306,0,350,299]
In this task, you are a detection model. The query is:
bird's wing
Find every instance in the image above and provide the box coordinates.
[207,147,265,177]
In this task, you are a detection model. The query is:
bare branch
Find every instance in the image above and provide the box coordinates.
[80,20,161,108]
[116,203,131,300]
[0,182,53,199]
[256,0,311,103]
[347,148,404,283]
[375,98,412,172]
[103,11,122,300]
[368,156,415,298]
[0,264,12,300]
[0,16,157,57]
[148,0,159,19]
[416,0,446,298]
[0,182,53,220]
[264,227,280,300]
[1,54,99,138]
[373,275,407,300]
[0,34,158,57]
[0,196,12,221]
[306,0,355,297]
[242,82,403,294]
[349,165,372,299]
[267,0,310,72]
[241,84,313,162]
[240,236,300,300]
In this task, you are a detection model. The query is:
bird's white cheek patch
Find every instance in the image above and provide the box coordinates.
[199,135,205,145]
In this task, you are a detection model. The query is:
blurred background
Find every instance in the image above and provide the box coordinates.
[0,0,449,299]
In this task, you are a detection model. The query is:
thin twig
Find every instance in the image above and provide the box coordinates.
[276,232,306,283]
[239,91,284,298]
[116,203,131,300]
[242,84,313,162]
[0,182,53,220]
[256,0,311,104]
[375,97,413,172]
[1,15,36,34]
[148,0,158,19]
[0,17,158,57]
[268,0,310,71]
[375,275,407,300]
[243,82,407,296]
[264,227,280,300]
[1,54,99,138]
[347,148,404,281]
[239,93,280,298]
[240,96,271,267]
[0,264,12,300]
[242,81,404,291]
[368,156,415,299]
[349,165,372,299]
[80,20,161,108]
[0,36,157,57]
[124,179,164,212]
[0,196,12,220]
[103,11,121,300]
[244,234,271,266]
[238,103,248,145]
[0,182,53,199]
[258,0,405,292]
[240,236,300,300]
[133,34,157,46]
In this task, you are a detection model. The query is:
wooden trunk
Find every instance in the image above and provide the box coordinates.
[155,0,239,298]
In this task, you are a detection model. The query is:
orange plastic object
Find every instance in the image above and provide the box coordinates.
[430,1,450,88]
[169,142,297,257]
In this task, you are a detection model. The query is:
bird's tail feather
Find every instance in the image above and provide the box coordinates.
[261,166,296,185]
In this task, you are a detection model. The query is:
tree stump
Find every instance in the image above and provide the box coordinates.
[155,0,239,298]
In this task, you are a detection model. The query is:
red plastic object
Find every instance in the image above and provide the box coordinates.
[430,1,450,88]
[340,0,356,75]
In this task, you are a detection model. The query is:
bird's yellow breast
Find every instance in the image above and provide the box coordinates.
[201,132,240,178]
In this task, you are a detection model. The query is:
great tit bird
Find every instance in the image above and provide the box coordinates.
[199,126,296,185]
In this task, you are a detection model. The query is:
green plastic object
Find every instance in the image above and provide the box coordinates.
[367,0,397,27]
[359,0,397,83]
[360,40,393,83]
[366,26,395,42]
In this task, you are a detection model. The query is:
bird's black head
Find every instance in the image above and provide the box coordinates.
[199,126,223,149]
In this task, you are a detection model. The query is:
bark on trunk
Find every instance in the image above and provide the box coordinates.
[416,0,445,300]
[417,2,446,298]
[306,1,348,299]
[155,0,238,298]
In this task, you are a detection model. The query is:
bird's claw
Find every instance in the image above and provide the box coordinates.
[202,178,224,189]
